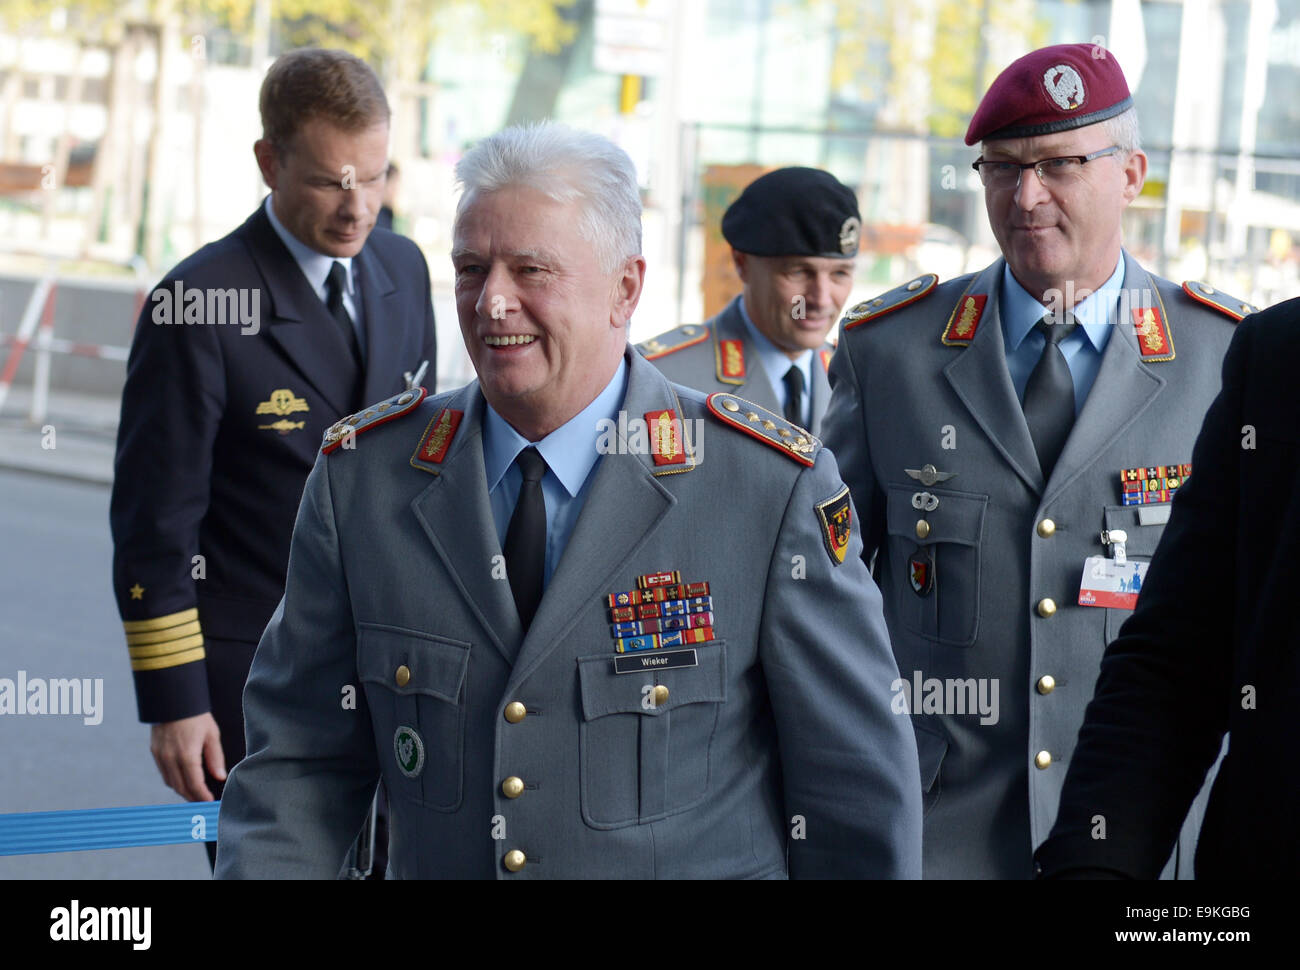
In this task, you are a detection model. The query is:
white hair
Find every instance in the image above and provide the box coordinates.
[1103,106,1142,155]
[980,105,1143,157]
[454,122,643,273]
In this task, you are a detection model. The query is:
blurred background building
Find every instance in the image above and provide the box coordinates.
[1,0,1298,396]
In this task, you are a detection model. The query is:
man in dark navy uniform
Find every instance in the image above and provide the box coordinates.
[109,48,436,868]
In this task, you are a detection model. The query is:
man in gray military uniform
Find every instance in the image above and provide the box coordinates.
[821,43,1254,879]
[215,123,922,879]
[638,167,860,435]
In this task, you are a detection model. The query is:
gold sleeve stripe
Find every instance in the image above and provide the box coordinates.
[126,621,202,646]
[122,608,199,634]
[128,634,205,659]
[131,647,206,672]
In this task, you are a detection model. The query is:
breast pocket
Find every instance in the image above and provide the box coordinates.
[885,485,988,647]
[358,623,470,812]
[1100,505,1168,644]
[575,642,727,830]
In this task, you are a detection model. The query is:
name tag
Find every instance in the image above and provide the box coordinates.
[613,648,698,675]
[1077,555,1149,610]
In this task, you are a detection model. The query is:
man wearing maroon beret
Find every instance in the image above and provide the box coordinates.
[822,43,1258,878]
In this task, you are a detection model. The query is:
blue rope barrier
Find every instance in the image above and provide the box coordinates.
[0,802,220,855]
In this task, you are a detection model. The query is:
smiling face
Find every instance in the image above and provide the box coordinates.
[254,117,389,258]
[452,185,645,441]
[982,122,1146,305]
[733,252,855,357]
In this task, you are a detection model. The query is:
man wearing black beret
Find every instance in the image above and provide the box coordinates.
[637,167,859,436]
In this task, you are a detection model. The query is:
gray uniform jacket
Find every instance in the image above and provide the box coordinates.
[637,296,834,434]
[215,348,922,879]
[820,251,1250,878]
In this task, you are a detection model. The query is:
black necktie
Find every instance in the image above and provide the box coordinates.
[503,447,548,631]
[783,365,805,426]
[1022,314,1079,478]
[325,261,363,366]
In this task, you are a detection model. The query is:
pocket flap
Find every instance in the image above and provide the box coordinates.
[577,642,727,719]
[886,484,987,546]
[358,623,470,705]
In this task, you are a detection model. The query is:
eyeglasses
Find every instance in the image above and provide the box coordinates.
[971,146,1123,189]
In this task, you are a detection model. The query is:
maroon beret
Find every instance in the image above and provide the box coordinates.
[965,43,1133,145]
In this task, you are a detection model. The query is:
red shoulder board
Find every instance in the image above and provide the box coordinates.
[1132,306,1175,361]
[942,293,987,345]
[706,392,818,466]
[843,274,939,331]
[321,386,427,455]
[1181,281,1258,322]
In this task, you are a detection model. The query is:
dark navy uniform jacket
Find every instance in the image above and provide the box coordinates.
[110,204,437,723]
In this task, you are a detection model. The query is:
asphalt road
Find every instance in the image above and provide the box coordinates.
[0,469,211,879]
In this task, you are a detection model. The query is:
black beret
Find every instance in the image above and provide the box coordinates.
[721,167,861,258]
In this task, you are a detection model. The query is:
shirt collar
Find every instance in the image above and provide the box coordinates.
[263,194,353,298]
[482,356,630,497]
[737,296,814,387]
[1000,255,1125,354]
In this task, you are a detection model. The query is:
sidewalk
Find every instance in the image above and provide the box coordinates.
[0,386,118,485]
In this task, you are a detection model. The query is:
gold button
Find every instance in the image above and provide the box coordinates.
[683,326,697,336]
[1037,597,1057,618]
[504,701,527,723]
[915,519,930,539]
[503,850,526,872]
[501,776,525,799]
[652,685,669,706]
[872,298,884,307]
[395,665,410,687]
[1034,751,1052,770]
[721,399,739,412]
[907,279,923,291]
[1198,283,1215,295]
[1240,304,1252,315]
[1036,518,1056,538]
[1037,675,1056,695]
[397,392,413,405]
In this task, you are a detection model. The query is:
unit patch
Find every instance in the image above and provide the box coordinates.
[814,486,852,565]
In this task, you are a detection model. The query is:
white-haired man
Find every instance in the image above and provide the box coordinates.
[821,43,1256,878]
[215,122,922,879]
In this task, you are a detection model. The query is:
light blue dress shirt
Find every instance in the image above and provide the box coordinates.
[483,358,629,587]
[263,194,366,352]
[1001,255,1125,415]
[738,297,814,427]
